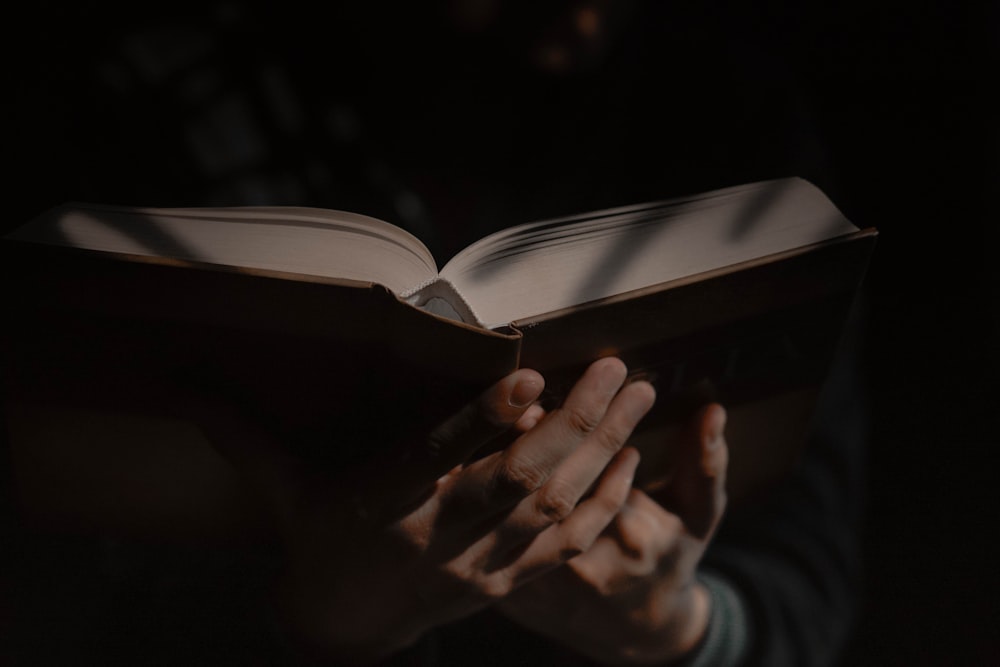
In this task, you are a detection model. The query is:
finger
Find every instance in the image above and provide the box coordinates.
[440,357,629,523]
[618,490,684,567]
[657,403,728,540]
[498,380,655,540]
[514,403,546,433]
[473,403,547,463]
[374,368,544,511]
[562,489,686,591]
[503,446,640,583]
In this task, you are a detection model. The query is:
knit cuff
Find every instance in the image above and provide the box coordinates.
[674,570,751,667]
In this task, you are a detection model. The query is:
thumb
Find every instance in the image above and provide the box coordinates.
[657,403,728,540]
[369,368,545,513]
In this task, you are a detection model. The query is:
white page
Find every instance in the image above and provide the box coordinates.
[440,178,860,329]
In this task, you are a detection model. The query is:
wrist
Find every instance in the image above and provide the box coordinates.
[669,582,713,660]
[668,571,751,667]
[615,582,712,666]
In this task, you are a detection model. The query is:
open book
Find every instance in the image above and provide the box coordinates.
[9,177,862,330]
[2,177,876,506]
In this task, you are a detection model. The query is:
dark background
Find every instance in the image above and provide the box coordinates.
[3,2,997,665]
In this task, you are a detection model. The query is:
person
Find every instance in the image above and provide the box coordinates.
[2,2,869,665]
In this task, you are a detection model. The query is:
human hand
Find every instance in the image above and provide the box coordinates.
[496,403,729,666]
[193,357,656,665]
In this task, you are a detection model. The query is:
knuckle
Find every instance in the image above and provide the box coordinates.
[534,479,579,523]
[659,511,684,537]
[437,565,511,605]
[559,527,595,560]
[623,528,655,557]
[562,403,603,437]
[492,455,549,499]
[479,572,513,602]
[592,422,629,457]
[617,511,660,557]
[654,529,681,559]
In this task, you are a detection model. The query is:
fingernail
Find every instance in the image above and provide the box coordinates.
[509,376,543,408]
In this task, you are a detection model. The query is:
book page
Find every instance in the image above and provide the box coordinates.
[440,178,861,329]
[8,204,439,295]
[402,278,483,326]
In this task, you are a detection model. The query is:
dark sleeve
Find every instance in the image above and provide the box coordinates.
[692,294,871,667]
